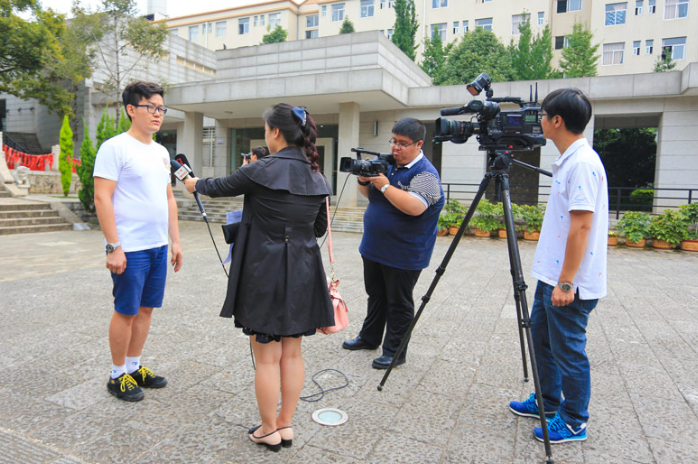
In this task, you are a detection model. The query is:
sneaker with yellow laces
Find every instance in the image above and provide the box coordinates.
[107,373,144,402]
[129,365,168,389]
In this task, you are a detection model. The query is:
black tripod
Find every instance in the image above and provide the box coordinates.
[377,149,556,463]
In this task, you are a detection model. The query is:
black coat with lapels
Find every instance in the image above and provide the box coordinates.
[195,146,334,336]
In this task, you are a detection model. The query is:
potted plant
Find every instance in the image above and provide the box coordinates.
[471,198,499,238]
[616,211,650,248]
[678,202,698,252]
[444,199,466,235]
[608,230,619,246]
[649,210,685,249]
[493,202,518,239]
[437,214,450,236]
[520,204,545,241]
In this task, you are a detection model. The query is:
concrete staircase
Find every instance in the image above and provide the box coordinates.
[0,200,73,235]
[177,195,365,233]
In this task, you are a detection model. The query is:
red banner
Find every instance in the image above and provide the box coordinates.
[3,145,54,171]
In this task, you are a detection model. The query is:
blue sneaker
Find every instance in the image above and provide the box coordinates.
[534,413,587,443]
[509,393,557,419]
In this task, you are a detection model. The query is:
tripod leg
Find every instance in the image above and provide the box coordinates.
[378,174,494,391]
[499,174,554,463]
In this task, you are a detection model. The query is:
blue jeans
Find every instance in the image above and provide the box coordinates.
[111,245,168,316]
[531,281,598,427]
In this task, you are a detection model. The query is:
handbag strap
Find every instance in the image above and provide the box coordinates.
[325,197,336,279]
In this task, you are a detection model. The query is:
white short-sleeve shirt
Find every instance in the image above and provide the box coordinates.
[531,138,609,300]
[93,133,172,252]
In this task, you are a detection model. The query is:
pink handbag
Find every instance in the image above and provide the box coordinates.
[319,198,349,335]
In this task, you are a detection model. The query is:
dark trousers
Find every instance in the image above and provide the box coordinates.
[359,256,421,358]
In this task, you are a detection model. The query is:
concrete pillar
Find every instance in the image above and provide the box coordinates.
[337,102,361,206]
[51,144,60,171]
[214,120,229,177]
[182,112,204,178]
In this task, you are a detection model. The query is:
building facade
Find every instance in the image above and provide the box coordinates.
[162,0,696,76]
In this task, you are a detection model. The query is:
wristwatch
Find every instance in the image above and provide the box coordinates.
[558,282,573,293]
[380,183,390,194]
[106,242,121,253]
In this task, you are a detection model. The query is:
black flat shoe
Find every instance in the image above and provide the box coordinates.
[342,335,379,351]
[277,426,293,448]
[248,427,281,452]
[372,354,406,370]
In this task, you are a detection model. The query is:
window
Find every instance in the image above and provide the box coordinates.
[254,16,258,27]
[554,35,569,49]
[306,15,319,27]
[322,5,327,17]
[602,42,625,65]
[361,0,375,17]
[475,18,493,30]
[605,3,628,26]
[635,0,643,14]
[269,13,281,28]
[380,0,386,8]
[306,29,318,39]
[432,0,448,7]
[537,12,545,25]
[557,0,582,13]
[431,23,447,40]
[463,20,469,32]
[331,3,345,22]
[188,25,199,41]
[170,28,178,36]
[664,0,689,19]
[482,0,492,3]
[512,14,530,34]
[260,15,265,25]
[207,23,213,34]
[662,37,686,59]
[239,18,250,35]
[648,0,656,13]
[453,21,459,34]
[216,22,227,38]
[633,40,641,55]
[387,28,394,40]
[646,39,654,54]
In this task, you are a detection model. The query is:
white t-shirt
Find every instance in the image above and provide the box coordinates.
[531,138,609,300]
[93,133,171,252]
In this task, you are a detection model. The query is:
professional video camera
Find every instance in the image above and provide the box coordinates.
[339,148,396,177]
[435,72,546,151]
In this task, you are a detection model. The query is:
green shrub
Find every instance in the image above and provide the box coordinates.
[77,120,97,213]
[471,198,501,232]
[617,211,651,242]
[649,210,685,247]
[58,115,73,197]
[678,202,698,240]
[628,188,653,211]
[520,204,545,232]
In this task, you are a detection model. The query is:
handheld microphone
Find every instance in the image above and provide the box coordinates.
[170,159,207,221]
[174,154,194,176]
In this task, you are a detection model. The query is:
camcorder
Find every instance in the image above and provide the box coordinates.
[435,73,546,151]
[340,148,396,177]
[240,152,251,160]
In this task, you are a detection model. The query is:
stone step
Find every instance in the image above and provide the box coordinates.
[0,209,61,219]
[0,203,52,212]
[0,216,68,227]
[0,223,73,235]
[0,191,11,198]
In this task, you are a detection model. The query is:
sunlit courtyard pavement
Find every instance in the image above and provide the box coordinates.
[1,221,698,463]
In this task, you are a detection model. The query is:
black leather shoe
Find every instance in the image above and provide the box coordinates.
[342,335,379,351]
[372,355,406,370]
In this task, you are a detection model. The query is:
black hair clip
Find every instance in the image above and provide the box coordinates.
[292,106,307,127]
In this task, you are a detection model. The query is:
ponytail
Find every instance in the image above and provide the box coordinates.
[262,103,320,172]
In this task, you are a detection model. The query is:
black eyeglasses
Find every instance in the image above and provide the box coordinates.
[389,138,416,149]
[134,104,168,115]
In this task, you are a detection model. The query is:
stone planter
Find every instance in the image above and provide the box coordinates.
[652,239,673,250]
[680,239,698,252]
[474,228,490,238]
[523,230,540,241]
[626,238,646,248]
[498,229,507,239]
[608,236,618,246]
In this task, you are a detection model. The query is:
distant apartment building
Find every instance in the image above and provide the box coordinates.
[161,0,696,76]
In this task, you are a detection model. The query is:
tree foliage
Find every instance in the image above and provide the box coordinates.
[654,47,677,72]
[559,22,599,77]
[439,28,513,85]
[339,17,355,34]
[262,25,287,43]
[510,16,556,80]
[77,120,97,213]
[96,108,117,149]
[420,27,452,84]
[593,128,657,188]
[59,115,74,196]
[392,0,419,61]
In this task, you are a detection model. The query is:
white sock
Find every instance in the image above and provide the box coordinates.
[111,364,127,379]
[126,356,141,374]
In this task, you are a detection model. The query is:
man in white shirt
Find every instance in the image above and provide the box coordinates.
[94,81,183,402]
[509,88,608,443]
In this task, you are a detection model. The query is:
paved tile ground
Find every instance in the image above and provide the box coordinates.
[1,221,698,464]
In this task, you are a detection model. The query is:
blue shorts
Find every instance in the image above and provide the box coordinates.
[111,245,168,316]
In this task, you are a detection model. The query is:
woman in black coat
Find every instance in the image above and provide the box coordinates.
[184,104,333,451]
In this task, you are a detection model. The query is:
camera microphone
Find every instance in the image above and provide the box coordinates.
[440,107,464,116]
[170,159,207,221]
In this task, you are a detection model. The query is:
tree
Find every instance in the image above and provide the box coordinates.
[559,22,599,78]
[439,28,513,85]
[510,16,556,80]
[339,17,355,34]
[392,0,419,61]
[420,27,452,84]
[262,25,287,43]
[116,109,131,134]
[75,0,167,126]
[593,128,657,188]
[59,115,74,197]
[96,108,117,149]
[77,120,97,213]
[654,47,677,72]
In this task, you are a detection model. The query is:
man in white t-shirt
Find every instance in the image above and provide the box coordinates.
[94,81,183,402]
[509,88,608,443]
